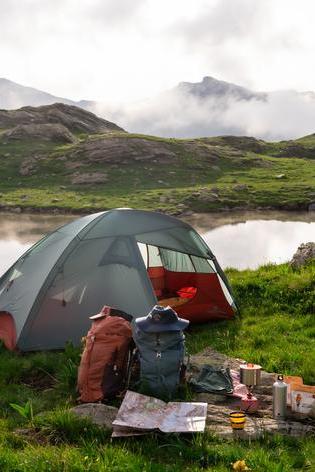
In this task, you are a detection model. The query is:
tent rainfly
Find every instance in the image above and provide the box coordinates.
[0,209,237,351]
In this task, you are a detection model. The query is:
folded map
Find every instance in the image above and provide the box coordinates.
[112,390,207,437]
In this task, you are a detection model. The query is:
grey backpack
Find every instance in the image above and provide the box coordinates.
[133,326,186,399]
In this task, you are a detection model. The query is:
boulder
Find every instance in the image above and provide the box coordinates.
[70,403,118,429]
[232,184,248,191]
[290,242,315,268]
[19,157,38,176]
[159,196,168,203]
[190,190,220,203]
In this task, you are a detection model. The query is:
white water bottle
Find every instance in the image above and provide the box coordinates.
[273,375,287,419]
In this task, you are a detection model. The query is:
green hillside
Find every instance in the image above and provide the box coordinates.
[0,105,314,214]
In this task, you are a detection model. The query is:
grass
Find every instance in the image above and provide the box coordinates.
[0,132,314,214]
[0,262,314,470]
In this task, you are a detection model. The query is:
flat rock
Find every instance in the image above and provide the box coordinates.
[205,403,314,439]
[70,403,118,429]
[189,347,315,439]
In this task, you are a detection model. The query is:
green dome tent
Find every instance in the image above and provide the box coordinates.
[0,209,237,351]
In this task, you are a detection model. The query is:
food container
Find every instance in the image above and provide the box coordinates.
[240,363,261,386]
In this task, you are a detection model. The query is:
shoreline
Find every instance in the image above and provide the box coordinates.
[0,203,314,217]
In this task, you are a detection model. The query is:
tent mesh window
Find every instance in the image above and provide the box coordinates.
[139,243,215,303]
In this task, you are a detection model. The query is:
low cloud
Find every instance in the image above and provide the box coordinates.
[92,87,315,141]
[171,0,269,47]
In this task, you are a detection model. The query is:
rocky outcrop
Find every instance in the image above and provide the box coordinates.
[70,136,177,164]
[272,142,315,159]
[3,123,76,143]
[208,136,267,154]
[0,103,124,134]
[290,242,315,268]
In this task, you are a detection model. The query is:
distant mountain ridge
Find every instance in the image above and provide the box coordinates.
[2,76,315,140]
[0,78,75,109]
[0,76,267,110]
[176,76,267,101]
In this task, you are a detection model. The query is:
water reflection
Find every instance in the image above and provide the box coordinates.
[0,213,75,243]
[201,219,315,269]
[0,213,75,276]
[0,211,314,275]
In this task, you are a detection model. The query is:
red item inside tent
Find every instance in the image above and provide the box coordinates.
[177,286,197,299]
[147,267,234,323]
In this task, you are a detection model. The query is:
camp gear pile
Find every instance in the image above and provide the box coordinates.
[133,305,189,398]
[77,306,133,402]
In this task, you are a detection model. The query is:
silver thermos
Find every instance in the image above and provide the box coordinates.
[273,375,287,419]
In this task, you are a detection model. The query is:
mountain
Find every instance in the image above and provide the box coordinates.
[109,77,315,140]
[176,76,267,101]
[0,78,76,109]
[0,76,265,110]
[2,77,315,141]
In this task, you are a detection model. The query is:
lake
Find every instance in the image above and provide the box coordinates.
[0,210,314,275]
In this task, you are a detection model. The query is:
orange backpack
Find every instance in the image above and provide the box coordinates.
[77,311,133,403]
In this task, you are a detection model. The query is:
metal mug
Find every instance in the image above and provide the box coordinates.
[240,363,262,386]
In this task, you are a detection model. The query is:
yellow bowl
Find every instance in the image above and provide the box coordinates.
[229,411,246,430]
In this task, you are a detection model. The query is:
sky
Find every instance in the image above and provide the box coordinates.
[2,0,315,103]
